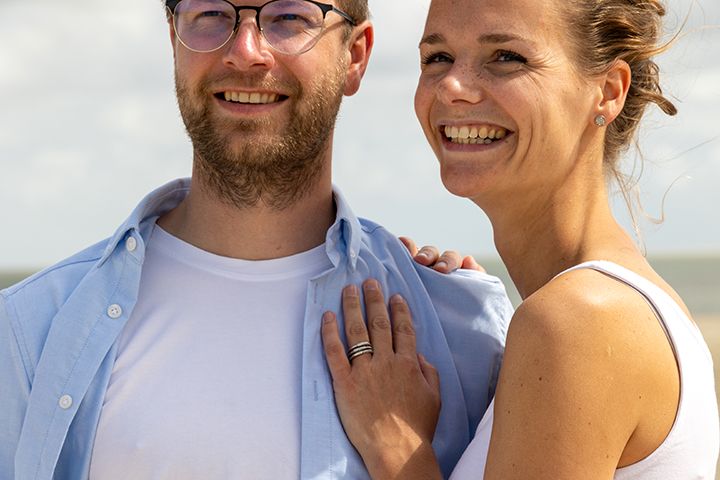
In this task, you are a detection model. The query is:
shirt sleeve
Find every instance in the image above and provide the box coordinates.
[417,266,514,434]
[0,292,31,478]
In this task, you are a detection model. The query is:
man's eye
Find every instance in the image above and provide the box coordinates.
[271,13,313,26]
[199,10,226,18]
[192,10,233,24]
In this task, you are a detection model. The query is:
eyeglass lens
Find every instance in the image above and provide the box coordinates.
[173,0,329,54]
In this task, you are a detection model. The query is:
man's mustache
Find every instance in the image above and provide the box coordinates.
[197,72,301,97]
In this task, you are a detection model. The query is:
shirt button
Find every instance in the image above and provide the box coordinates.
[349,249,357,259]
[125,236,137,252]
[59,395,73,410]
[107,304,123,319]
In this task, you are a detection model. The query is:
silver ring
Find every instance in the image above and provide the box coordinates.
[347,341,373,362]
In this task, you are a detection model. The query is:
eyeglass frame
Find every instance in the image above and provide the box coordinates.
[165,0,358,55]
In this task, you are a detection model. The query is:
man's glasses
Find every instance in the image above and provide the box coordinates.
[165,0,357,55]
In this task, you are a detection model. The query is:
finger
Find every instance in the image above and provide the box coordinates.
[322,312,352,379]
[415,245,440,267]
[432,250,462,273]
[399,236,418,256]
[363,280,393,357]
[461,255,486,273]
[418,354,441,394]
[342,284,372,364]
[389,294,417,357]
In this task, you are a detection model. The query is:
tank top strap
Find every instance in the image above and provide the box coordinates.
[554,261,663,316]
[553,260,695,365]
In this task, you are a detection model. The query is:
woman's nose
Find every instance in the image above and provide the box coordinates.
[437,65,485,105]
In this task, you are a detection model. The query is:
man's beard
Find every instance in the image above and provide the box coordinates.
[176,67,345,211]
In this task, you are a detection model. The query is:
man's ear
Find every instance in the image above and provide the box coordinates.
[596,59,632,124]
[344,22,374,97]
[167,9,178,57]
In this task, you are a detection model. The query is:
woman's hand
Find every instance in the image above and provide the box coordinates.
[399,236,485,274]
[321,279,443,480]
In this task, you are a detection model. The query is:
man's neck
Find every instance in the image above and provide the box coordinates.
[157,171,336,261]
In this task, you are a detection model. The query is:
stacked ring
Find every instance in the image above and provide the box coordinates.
[347,341,374,362]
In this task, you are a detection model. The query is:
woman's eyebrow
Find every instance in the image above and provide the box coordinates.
[419,33,445,47]
[477,33,527,44]
[420,32,535,47]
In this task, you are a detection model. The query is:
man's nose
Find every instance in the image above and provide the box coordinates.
[222,17,276,71]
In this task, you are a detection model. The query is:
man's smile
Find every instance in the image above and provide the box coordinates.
[218,91,286,105]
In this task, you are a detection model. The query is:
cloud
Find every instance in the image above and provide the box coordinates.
[0,0,718,269]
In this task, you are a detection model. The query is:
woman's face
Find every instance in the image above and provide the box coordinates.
[414,0,599,202]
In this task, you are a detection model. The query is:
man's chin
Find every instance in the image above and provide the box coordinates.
[231,134,282,152]
[208,137,285,166]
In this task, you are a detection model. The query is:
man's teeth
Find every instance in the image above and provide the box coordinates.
[223,92,279,104]
[444,125,508,144]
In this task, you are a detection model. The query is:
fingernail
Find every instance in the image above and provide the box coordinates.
[322,312,334,324]
[416,251,429,259]
[435,261,448,270]
[390,294,405,304]
[364,279,378,291]
[344,285,359,296]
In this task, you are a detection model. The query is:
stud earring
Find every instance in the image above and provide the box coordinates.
[594,114,607,127]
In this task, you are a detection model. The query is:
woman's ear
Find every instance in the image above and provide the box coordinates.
[344,22,374,97]
[596,59,632,124]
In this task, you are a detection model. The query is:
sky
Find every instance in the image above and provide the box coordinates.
[0,0,718,270]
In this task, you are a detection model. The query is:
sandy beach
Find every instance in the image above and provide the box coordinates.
[694,315,720,479]
[696,315,720,397]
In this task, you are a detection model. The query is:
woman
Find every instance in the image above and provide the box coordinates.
[320,0,720,478]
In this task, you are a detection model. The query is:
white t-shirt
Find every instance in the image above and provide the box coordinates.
[89,224,332,479]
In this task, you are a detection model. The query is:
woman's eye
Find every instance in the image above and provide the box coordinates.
[495,50,527,63]
[421,52,453,66]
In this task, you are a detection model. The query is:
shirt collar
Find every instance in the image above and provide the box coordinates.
[98,178,364,270]
[326,186,363,270]
[98,178,191,267]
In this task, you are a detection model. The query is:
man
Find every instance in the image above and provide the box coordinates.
[0,1,512,478]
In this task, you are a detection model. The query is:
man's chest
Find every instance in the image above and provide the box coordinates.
[87,256,314,479]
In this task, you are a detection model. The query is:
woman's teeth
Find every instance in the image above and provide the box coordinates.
[444,125,508,144]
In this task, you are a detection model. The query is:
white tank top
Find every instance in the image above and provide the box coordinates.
[451,260,719,479]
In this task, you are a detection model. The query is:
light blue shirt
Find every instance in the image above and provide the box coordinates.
[0,179,512,480]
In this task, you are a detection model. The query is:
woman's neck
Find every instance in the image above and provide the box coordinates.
[486,180,640,300]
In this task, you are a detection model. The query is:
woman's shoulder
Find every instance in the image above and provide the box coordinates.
[486,266,680,475]
[504,264,679,410]
[512,266,653,347]
[501,265,679,447]
[515,264,677,339]
[496,263,682,468]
